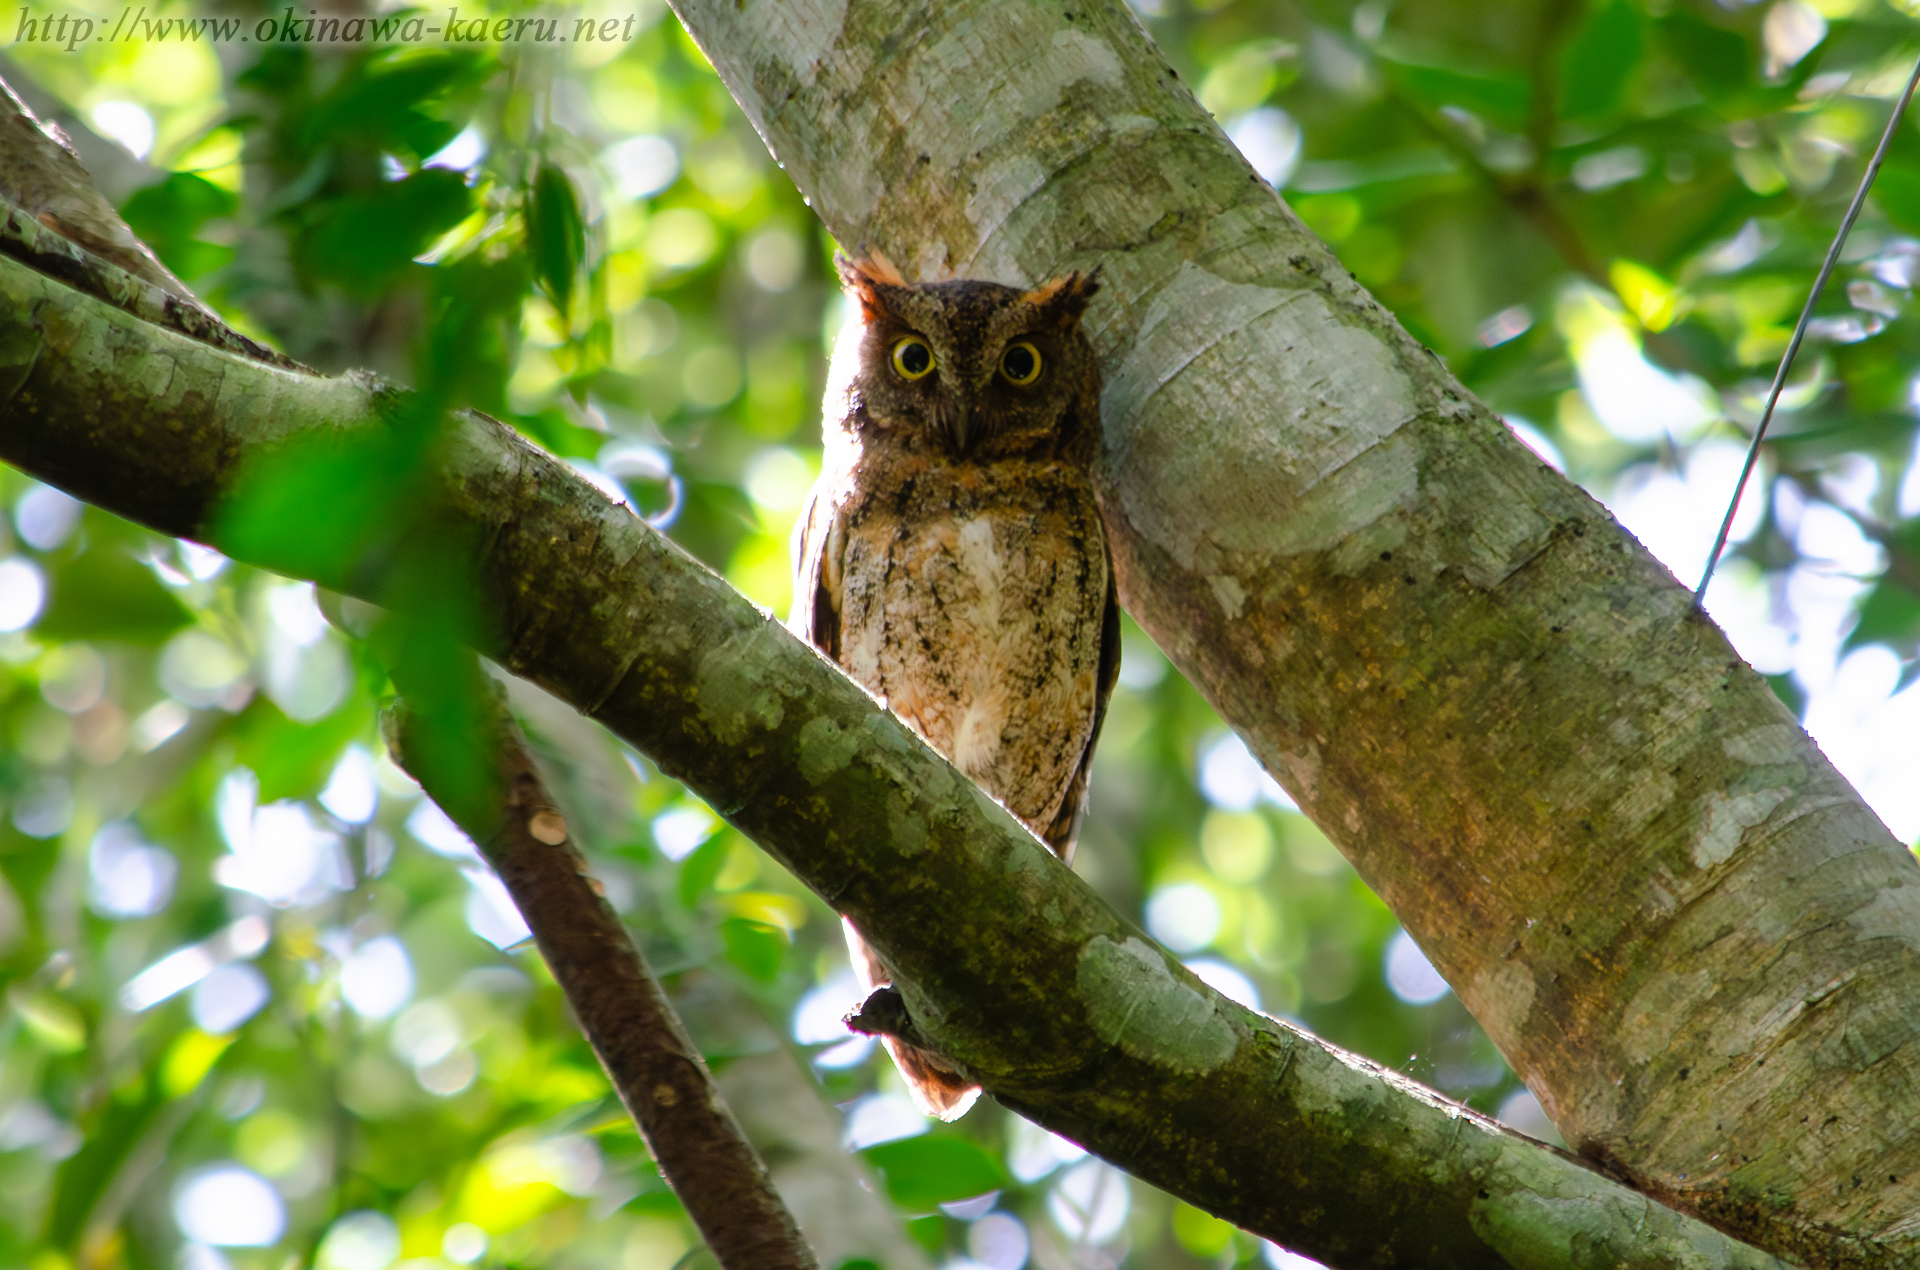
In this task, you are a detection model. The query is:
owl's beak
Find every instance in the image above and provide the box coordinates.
[946,398,973,454]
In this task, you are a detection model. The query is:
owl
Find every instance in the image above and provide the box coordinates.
[791,253,1121,1120]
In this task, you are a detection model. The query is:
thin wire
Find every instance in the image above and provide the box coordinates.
[1693,50,1920,609]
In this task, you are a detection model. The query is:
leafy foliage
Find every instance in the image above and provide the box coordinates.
[4,0,1920,1267]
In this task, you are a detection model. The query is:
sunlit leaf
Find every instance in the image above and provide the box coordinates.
[10,989,86,1052]
[1173,1200,1235,1256]
[719,917,786,982]
[161,1030,235,1096]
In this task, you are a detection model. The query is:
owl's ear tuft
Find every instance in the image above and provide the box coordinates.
[837,251,912,323]
[1022,267,1101,329]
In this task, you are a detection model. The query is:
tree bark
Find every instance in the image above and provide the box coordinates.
[665,2,1920,1265]
[0,224,1796,1270]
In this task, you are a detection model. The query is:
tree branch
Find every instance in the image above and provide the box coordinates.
[664,2,1920,1263]
[0,221,1796,1270]
[380,649,816,1270]
[484,678,938,1270]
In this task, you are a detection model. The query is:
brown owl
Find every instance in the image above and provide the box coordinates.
[791,253,1120,1120]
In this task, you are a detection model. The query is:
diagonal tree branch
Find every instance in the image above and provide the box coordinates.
[381,647,817,1270]
[0,215,1795,1269]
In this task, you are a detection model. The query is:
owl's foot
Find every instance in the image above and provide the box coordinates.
[844,985,980,1121]
[843,985,927,1049]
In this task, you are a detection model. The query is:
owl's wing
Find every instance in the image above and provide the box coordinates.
[789,479,845,661]
[1041,551,1122,864]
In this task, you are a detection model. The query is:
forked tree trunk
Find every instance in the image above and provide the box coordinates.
[671,1,1920,1264]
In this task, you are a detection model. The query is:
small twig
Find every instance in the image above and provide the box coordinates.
[384,654,818,1270]
[1693,49,1920,607]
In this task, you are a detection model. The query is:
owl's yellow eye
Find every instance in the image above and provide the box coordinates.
[891,337,935,380]
[1000,341,1043,385]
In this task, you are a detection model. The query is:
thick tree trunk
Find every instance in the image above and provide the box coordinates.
[668,1,1920,1265]
[0,232,1793,1270]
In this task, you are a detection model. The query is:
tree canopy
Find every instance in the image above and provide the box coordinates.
[3,0,1919,1268]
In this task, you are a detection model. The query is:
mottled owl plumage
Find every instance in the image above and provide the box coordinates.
[791,254,1120,1120]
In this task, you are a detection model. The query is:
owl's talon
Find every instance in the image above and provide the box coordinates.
[844,985,926,1048]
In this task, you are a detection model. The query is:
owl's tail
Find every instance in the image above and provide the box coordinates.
[843,918,981,1122]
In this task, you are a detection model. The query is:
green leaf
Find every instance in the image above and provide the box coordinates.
[10,988,86,1051]
[1765,672,1806,720]
[1890,517,1920,565]
[1387,60,1530,132]
[906,1215,944,1251]
[421,253,534,410]
[1657,13,1752,104]
[862,1135,1008,1212]
[301,169,474,294]
[719,918,786,983]
[1847,577,1920,655]
[1558,0,1645,119]
[0,829,60,943]
[120,173,241,281]
[677,832,729,908]
[49,1073,167,1245]
[372,623,499,829]
[529,162,586,319]
[227,695,373,802]
[306,47,485,160]
[214,427,422,587]
[1872,162,1920,237]
[1173,1200,1236,1256]
[37,548,192,645]
[122,172,237,228]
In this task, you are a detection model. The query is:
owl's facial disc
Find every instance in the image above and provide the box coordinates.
[834,256,1100,459]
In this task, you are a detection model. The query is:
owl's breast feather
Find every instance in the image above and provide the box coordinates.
[836,465,1108,831]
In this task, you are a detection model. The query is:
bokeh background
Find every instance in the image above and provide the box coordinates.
[3,0,1920,1266]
